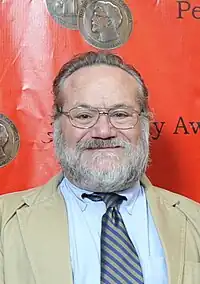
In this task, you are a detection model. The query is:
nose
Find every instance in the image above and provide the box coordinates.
[90,114,117,139]
[92,15,97,23]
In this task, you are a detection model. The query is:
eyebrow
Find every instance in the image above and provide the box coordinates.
[73,103,92,108]
[73,103,135,109]
[109,103,134,109]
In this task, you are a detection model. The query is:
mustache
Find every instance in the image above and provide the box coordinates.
[76,139,130,151]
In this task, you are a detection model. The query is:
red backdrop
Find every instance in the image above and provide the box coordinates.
[0,0,200,202]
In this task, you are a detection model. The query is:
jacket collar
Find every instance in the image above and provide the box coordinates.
[22,173,181,208]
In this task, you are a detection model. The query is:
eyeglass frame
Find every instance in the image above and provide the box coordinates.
[56,105,144,130]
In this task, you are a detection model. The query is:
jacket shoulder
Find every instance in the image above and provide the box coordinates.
[0,174,62,228]
[154,185,200,217]
[0,185,42,228]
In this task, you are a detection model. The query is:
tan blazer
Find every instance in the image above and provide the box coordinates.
[0,174,200,284]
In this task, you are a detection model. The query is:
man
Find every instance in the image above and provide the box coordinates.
[0,124,8,160]
[91,1,122,42]
[0,51,199,284]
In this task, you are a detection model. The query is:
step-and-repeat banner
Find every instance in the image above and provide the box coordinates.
[0,0,200,202]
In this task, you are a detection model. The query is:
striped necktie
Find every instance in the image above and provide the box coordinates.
[82,193,144,284]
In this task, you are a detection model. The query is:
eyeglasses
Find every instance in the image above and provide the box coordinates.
[57,106,142,129]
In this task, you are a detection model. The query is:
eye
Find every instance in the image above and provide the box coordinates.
[74,112,94,120]
[111,111,130,118]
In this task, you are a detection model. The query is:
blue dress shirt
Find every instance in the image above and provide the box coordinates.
[60,177,168,284]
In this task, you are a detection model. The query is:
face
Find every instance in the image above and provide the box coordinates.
[91,8,109,33]
[54,65,149,192]
[0,125,8,148]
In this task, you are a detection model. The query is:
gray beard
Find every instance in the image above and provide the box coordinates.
[53,119,150,193]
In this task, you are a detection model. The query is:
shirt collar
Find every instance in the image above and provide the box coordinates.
[61,177,142,215]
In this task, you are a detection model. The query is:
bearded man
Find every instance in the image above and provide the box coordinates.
[0,51,199,284]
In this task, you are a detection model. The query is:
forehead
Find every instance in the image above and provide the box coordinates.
[62,65,140,109]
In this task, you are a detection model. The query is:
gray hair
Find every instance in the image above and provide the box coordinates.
[52,51,150,120]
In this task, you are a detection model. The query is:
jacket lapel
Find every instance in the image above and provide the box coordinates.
[142,176,186,284]
[16,174,73,284]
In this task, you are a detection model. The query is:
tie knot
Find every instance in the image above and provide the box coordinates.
[82,193,127,209]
